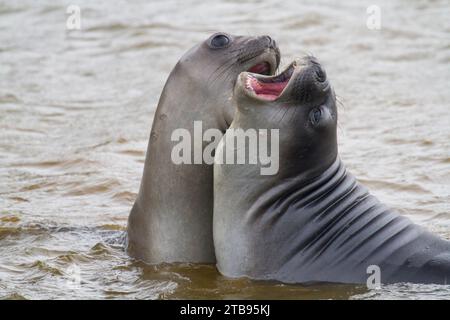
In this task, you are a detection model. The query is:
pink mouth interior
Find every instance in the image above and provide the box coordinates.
[247,62,271,75]
[245,65,293,101]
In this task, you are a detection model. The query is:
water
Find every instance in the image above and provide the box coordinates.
[0,0,449,299]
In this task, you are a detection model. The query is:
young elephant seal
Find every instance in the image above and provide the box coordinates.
[213,57,450,284]
[127,32,280,264]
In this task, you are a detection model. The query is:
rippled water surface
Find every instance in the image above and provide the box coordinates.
[1,0,449,299]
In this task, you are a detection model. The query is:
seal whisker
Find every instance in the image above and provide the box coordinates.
[278,106,291,123]
[208,56,238,83]
[209,60,240,87]
[270,106,285,123]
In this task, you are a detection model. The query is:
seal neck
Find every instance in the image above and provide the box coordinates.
[243,157,420,280]
[241,156,345,215]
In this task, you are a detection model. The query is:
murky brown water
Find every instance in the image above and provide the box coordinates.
[0,0,449,299]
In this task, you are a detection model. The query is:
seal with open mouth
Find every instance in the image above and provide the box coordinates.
[127,32,280,264]
[213,56,450,284]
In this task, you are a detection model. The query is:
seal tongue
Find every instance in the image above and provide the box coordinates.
[246,76,289,101]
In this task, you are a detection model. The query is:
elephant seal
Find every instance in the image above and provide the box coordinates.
[213,56,450,284]
[127,32,280,264]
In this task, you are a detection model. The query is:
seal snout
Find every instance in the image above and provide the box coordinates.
[238,56,331,104]
[241,35,281,76]
[291,56,330,104]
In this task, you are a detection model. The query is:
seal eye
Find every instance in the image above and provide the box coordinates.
[210,34,230,48]
[310,108,322,125]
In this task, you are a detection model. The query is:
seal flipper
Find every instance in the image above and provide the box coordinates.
[415,251,450,284]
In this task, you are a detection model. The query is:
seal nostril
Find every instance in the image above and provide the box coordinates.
[271,39,277,48]
[315,67,326,83]
[264,35,275,48]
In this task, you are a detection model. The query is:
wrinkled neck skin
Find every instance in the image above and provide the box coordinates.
[127,56,234,264]
[214,121,450,285]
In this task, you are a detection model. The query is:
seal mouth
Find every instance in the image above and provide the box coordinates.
[245,47,280,77]
[243,61,297,101]
[247,62,272,76]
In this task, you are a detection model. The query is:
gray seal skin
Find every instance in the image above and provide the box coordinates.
[127,32,280,264]
[213,56,450,284]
